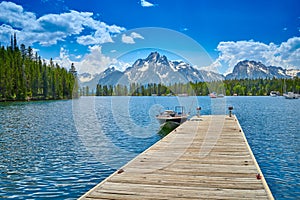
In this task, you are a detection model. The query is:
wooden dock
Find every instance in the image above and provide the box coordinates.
[79,115,273,200]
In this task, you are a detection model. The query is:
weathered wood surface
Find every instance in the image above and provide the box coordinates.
[79,115,273,200]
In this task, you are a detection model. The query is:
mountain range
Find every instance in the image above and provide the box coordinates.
[79,52,300,89]
[225,60,300,80]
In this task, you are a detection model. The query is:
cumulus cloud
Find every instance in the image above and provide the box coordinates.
[130,32,144,39]
[0,24,18,42]
[0,1,38,30]
[209,37,300,74]
[77,45,118,74]
[122,34,135,44]
[53,45,120,75]
[53,47,72,69]
[140,0,155,7]
[121,32,144,44]
[76,21,125,45]
[53,45,132,76]
[0,1,125,46]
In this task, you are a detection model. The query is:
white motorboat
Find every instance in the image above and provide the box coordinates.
[156,106,189,124]
[270,91,279,97]
[217,94,225,98]
[283,92,299,99]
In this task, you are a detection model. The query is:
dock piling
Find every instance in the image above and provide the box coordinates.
[228,106,233,117]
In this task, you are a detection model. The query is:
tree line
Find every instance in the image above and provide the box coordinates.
[80,77,300,96]
[0,34,78,101]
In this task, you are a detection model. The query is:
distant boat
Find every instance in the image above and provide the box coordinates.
[209,92,217,98]
[282,79,299,99]
[283,92,299,99]
[209,92,224,98]
[177,93,188,97]
[270,91,280,97]
[156,106,189,124]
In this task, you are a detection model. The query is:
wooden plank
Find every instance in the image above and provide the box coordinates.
[79,115,274,200]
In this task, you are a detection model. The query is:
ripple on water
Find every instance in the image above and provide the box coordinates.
[0,97,299,199]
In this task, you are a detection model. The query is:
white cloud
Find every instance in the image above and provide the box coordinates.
[0,2,125,46]
[0,1,39,30]
[130,32,144,39]
[53,45,119,75]
[0,24,18,42]
[50,47,76,70]
[76,35,101,46]
[53,45,132,75]
[37,10,90,34]
[76,20,125,45]
[77,45,117,74]
[209,37,300,75]
[121,32,144,44]
[122,34,135,44]
[140,0,155,7]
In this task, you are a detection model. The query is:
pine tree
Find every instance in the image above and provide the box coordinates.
[0,35,77,101]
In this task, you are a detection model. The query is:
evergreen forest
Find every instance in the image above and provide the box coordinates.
[1,35,299,99]
[0,34,78,101]
[87,77,300,96]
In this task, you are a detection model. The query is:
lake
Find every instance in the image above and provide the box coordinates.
[0,96,299,199]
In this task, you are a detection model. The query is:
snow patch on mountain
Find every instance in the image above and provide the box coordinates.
[225,60,297,80]
[81,53,299,90]
[138,63,149,72]
[286,69,300,77]
[107,52,225,85]
[78,73,94,83]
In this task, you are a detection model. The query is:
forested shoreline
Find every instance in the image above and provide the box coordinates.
[0,34,78,102]
[80,77,300,96]
[1,35,299,100]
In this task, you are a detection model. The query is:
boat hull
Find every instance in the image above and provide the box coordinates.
[158,121,180,137]
[283,92,299,99]
[156,116,188,124]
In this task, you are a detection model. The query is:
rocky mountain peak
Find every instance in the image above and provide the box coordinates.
[226,60,291,79]
[145,51,160,62]
[232,60,263,73]
[96,52,224,86]
[157,55,169,66]
[80,54,299,90]
[103,66,116,73]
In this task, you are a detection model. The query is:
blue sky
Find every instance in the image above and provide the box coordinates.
[0,0,300,74]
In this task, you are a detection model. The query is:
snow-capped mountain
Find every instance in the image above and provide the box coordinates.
[80,67,123,89]
[78,72,94,83]
[98,67,123,86]
[225,60,295,80]
[79,72,102,89]
[286,69,300,77]
[80,54,300,89]
[99,52,224,86]
[171,61,224,82]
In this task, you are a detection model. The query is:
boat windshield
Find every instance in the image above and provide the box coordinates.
[174,106,184,115]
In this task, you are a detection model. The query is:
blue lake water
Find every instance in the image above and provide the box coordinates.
[0,96,299,199]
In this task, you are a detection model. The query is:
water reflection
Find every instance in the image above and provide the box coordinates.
[0,96,299,199]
